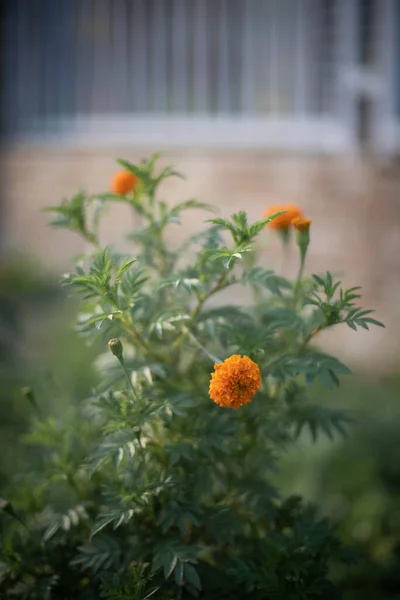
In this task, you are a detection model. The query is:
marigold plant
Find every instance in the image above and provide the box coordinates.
[0,154,384,600]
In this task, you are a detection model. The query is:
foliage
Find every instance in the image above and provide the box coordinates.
[0,256,99,485]
[0,154,384,599]
[275,375,400,600]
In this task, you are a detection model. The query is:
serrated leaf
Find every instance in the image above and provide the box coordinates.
[363,317,384,327]
[174,561,184,586]
[170,199,216,216]
[184,564,201,589]
[312,274,325,287]
[116,158,145,180]
[164,553,177,579]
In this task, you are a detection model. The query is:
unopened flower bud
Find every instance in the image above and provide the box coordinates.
[108,338,124,361]
[292,217,311,264]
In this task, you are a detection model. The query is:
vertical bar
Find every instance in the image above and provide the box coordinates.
[229,0,242,113]
[241,0,254,114]
[150,0,167,112]
[16,0,28,131]
[63,0,77,119]
[281,0,295,115]
[49,0,59,123]
[308,0,321,114]
[217,0,230,113]
[26,0,38,128]
[92,0,112,113]
[259,0,271,114]
[323,0,336,115]
[268,0,279,114]
[396,0,400,118]
[171,0,187,112]
[42,0,53,130]
[3,0,19,134]
[334,0,358,140]
[193,0,209,112]
[131,0,149,112]
[373,0,396,151]
[56,0,69,118]
[295,0,308,115]
[111,0,128,112]
[377,0,395,116]
[250,0,266,114]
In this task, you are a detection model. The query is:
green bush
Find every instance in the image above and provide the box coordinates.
[0,155,384,599]
[276,375,400,600]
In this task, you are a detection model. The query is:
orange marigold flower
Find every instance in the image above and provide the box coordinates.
[264,203,303,230]
[291,217,311,232]
[110,170,139,195]
[209,354,261,409]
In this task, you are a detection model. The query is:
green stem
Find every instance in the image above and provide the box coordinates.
[260,369,268,393]
[117,356,140,401]
[172,271,229,352]
[181,326,221,364]
[297,324,324,354]
[280,240,290,277]
[295,255,305,293]
[121,316,150,353]
[293,244,308,306]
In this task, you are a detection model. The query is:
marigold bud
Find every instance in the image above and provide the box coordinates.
[292,217,311,268]
[110,170,139,196]
[108,338,124,361]
[291,217,311,232]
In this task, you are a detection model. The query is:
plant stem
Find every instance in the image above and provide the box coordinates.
[121,316,150,353]
[298,324,324,354]
[281,242,290,277]
[172,271,229,352]
[294,253,306,299]
[118,358,140,401]
[293,241,310,312]
[181,326,221,364]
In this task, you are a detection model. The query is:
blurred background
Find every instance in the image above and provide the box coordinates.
[1,1,400,598]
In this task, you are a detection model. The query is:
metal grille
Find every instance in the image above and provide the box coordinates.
[396,0,400,117]
[2,0,399,153]
[2,0,338,131]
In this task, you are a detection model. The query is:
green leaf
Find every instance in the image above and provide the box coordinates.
[362,317,385,328]
[94,192,131,204]
[250,211,286,231]
[206,217,231,228]
[174,561,184,586]
[290,404,354,442]
[71,538,121,573]
[116,158,145,181]
[90,508,136,538]
[184,564,201,590]
[115,258,137,283]
[311,274,325,287]
[242,267,291,296]
[164,552,177,579]
[170,199,216,217]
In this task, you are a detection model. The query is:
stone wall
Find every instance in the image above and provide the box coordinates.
[2,146,400,373]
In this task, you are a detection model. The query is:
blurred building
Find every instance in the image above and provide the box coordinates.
[1,0,400,371]
[2,0,400,154]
